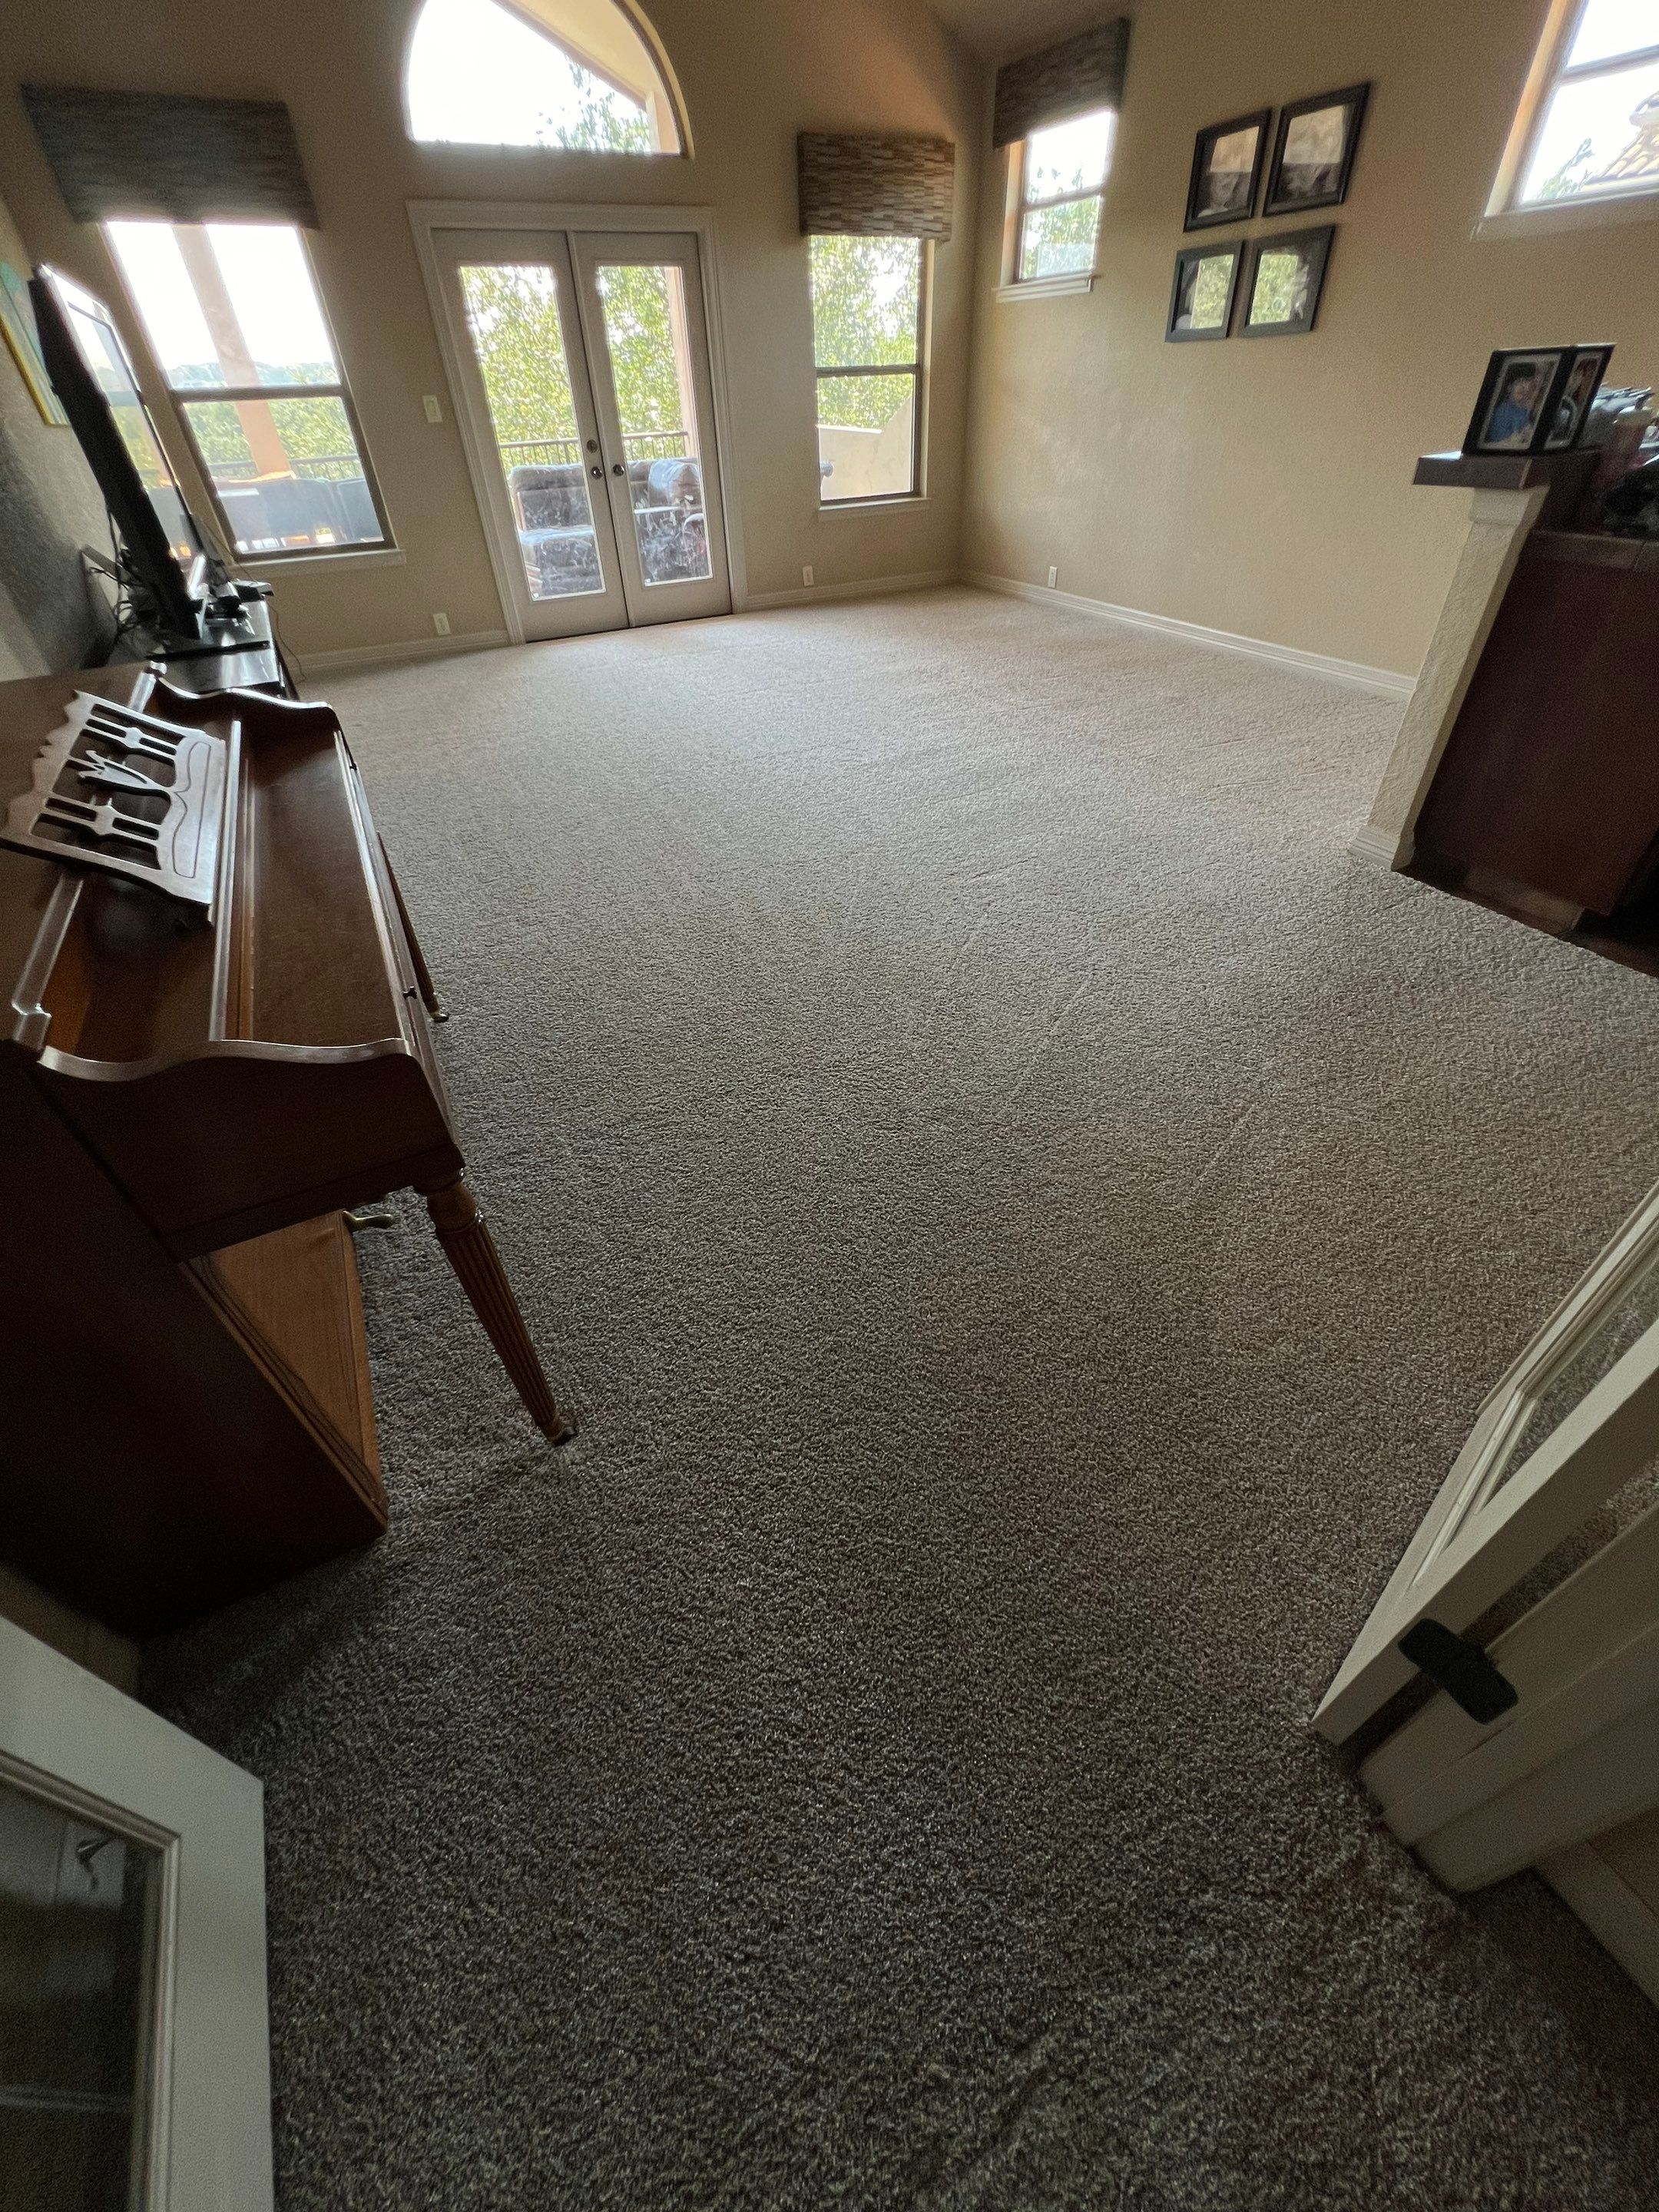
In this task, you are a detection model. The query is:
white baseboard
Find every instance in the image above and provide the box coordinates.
[740,568,955,612]
[1349,821,1406,869]
[1543,1843,1659,2008]
[962,571,1416,704]
[293,628,509,677]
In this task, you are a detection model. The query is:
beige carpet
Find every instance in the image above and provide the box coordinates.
[155,588,1659,2210]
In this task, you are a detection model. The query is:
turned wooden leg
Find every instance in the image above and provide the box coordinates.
[422,1175,575,1443]
[380,836,448,1021]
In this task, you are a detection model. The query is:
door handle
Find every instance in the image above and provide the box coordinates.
[590,465,602,478]
[611,462,624,477]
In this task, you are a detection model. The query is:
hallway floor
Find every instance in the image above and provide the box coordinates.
[157,588,1659,2210]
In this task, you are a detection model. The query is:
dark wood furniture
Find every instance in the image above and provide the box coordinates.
[1413,529,1659,924]
[0,661,571,1634]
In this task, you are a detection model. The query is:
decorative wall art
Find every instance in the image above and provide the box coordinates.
[1185,110,1270,228]
[1262,83,1369,215]
[0,259,68,425]
[1166,242,1242,339]
[1239,225,1334,336]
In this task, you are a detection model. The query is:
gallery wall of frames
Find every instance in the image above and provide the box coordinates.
[1166,83,1367,343]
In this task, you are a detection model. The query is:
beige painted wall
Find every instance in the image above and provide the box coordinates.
[0,0,981,662]
[962,0,1659,679]
[0,190,111,677]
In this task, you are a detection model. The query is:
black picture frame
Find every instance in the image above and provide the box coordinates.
[1461,346,1578,455]
[1239,226,1334,337]
[1542,343,1614,450]
[1185,110,1271,230]
[1262,82,1370,217]
[1166,243,1243,340]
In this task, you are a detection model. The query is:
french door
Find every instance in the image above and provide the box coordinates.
[0,1616,273,2208]
[430,226,731,642]
[1316,1179,1659,1893]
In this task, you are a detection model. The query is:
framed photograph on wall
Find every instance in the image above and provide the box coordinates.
[1239,226,1334,336]
[1262,83,1369,216]
[1543,343,1614,449]
[1462,347,1573,454]
[1185,111,1271,229]
[1167,243,1242,340]
[0,260,68,426]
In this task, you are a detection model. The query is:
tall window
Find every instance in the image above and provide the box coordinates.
[405,0,682,153]
[104,221,389,560]
[810,236,926,505]
[1498,0,1659,209]
[1014,108,1114,282]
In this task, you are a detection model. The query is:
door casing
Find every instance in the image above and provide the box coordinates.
[409,200,748,644]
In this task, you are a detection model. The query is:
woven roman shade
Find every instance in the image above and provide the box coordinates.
[22,85,320,227]
[797,134,955,240]
[992,18,1131,148]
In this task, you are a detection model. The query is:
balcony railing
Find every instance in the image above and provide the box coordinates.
[498,431,691,469]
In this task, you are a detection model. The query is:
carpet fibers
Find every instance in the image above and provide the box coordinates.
[154,588,1659,2210]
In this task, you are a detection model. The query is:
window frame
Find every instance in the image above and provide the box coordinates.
[1003,106,1113,293]
[1491,0,1659,218]
[810,233,930,510]
[102,219,395,565]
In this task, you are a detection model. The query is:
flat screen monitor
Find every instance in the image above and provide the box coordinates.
[29,263,204,638]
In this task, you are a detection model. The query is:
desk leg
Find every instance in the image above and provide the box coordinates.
[422,1175,575,1443]
[380,836,448,1022]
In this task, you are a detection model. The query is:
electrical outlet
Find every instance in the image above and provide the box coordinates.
[432,611,451,636]
[1047,565,1058,589]
[422,393,444,424]
[803,565,815,587]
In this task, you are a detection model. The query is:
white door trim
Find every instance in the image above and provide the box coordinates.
[0,1615,273,2210]
[406,199,749,637]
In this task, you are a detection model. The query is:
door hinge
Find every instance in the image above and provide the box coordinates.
[1397,1619,1518,1724]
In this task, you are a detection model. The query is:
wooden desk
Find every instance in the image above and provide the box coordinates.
[0,664,570,1633]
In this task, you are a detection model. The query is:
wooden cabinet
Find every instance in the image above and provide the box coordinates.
[1414,533,1659,920]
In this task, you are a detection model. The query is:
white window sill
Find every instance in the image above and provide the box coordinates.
[1474,190,1659,240]
[995,273,1095,303]
[818,496,930,515]
[239,546,406,575]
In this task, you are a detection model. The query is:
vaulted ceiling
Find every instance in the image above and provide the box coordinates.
[926,0,1106,62]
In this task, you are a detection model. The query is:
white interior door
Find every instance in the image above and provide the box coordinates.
[432,229,629,644]
[1317,1179,1659,1750]
[0,1617,272,2210]
[431,226,730,641]
[568,232,731,628]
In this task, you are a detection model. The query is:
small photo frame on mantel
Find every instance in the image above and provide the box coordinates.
[1263,83,1369,216]
[1167,242,1243,340]
[1239,226,1333,337]
[1185,111,1271,230]
[1544,343,1614,449]
[1462,347,1573,454]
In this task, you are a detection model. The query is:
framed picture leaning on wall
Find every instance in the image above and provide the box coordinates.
[1185,111,1271,228]
[1263,83,1369,215]
[1462,347,1572,453]
[1543,344,1614,449]
[1167,242,1242,339]
[1239,226,1334,336]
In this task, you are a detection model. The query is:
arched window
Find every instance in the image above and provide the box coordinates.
[405,0,684,154]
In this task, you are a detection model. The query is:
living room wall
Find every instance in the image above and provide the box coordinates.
[0,0,980,665]
[0,190,110,678]
[962,0,1659,680]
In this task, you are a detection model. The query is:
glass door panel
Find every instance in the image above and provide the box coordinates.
[0,1773,163,2211]
[458,262,604,604]
[432,230,628,642]
[591,262,713,588]
[571,233,732,628]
